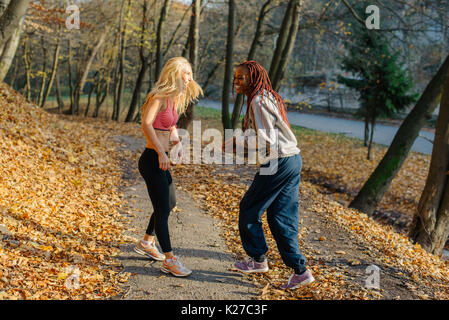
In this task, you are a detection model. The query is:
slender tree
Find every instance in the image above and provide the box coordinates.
[154,0,172,82]
[22,34,31,101]
[112,0,129,121]
[93,76,109,118]
[84,71,98,117]
[231,0,275,129]
[268,0,299,90]
[125,0,149,123]
[178,0,200,129]
[271,0,302,92]
[0,14,24,81]
[221,0,235,130]
[41,31,62,108]
[55,72,64,112]
[67,36,74,112]
[37,36,47,106]
[72,33,106,115]
[409,68,449,255]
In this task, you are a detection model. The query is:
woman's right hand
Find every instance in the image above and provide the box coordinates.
[158,152,171,171]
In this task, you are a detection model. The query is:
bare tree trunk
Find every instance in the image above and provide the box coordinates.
[22,34,31,101]
[67,37,74,112]
[0,0,30,49]
[125,0,148,123]
[0,14,24,81]
[364,116,369,146]
[221,0,235,130]
[126,62,147,122]
[113,32,127,121]
[94,77,108,118]
[164,1,192,58]
[73,33,106,115]
[202,60,222,93]
[155,0,172,82]
[231,0,275,129]
[7,50,17,86]
[84,72,98,117]
[367,117,375,160]
[271,0,301,92]
[409,68,449,255]
[41,33,61,108]
[113,0,129,121]
[55,72,64,112]
[268,0,295,82]
[247,0,274,61]
[37,36,47,106]
[112,0,126,120]
[181,31,190,59]
[178,0,200,130]
[349,55,449,216]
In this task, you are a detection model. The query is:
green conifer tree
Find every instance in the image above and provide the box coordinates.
[338,23,418,159]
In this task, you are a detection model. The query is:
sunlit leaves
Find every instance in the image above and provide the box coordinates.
[0,84,136,299]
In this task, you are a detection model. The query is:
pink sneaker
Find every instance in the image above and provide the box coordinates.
[281,270,315,289]
[233,257,269,273]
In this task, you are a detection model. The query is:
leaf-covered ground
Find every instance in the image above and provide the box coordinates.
[166,107,449,300]
[1,83,448,300]
[0,83,138,299]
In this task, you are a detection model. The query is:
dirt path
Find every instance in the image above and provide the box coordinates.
[113,135,258,300]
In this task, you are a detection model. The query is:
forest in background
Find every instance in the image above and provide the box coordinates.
[2,0,448,122]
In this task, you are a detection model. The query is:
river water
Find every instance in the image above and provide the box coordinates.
[198,99,435,155]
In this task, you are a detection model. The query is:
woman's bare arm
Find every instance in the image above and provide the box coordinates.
[169,125,180,145]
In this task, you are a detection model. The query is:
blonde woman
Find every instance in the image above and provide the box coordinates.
[134,57,203,277]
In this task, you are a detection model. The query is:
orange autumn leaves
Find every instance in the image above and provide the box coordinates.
[0,84,137,299]
[0,79,446,300]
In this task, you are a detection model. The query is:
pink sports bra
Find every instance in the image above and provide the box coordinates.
[153,99,178,131]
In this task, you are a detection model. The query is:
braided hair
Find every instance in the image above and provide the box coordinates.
[234,60,290,130]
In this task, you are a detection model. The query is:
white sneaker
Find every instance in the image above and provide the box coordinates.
[134,240,165,261]
[161,256,192,277]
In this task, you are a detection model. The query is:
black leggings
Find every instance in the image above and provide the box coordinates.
[138,148,176,253]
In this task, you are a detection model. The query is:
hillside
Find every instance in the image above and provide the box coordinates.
[0,83,136,299]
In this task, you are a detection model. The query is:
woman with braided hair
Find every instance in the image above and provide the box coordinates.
[224,60,314,289]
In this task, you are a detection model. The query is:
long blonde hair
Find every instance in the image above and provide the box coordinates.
[141,57,203,117]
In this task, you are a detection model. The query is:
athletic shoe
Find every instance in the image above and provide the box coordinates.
[233,256,269,273]
[281,270,315,289]
[134,240,165,261]
[161,256,192,277]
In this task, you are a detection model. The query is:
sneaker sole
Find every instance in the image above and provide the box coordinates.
[134,246,165,261]
[161,266,192,277]
[233,266,269,274]
[287,276,315,290]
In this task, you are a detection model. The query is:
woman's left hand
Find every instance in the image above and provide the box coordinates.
[170,141,183,164]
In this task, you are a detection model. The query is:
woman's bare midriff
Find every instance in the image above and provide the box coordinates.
[146,129,171,153]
